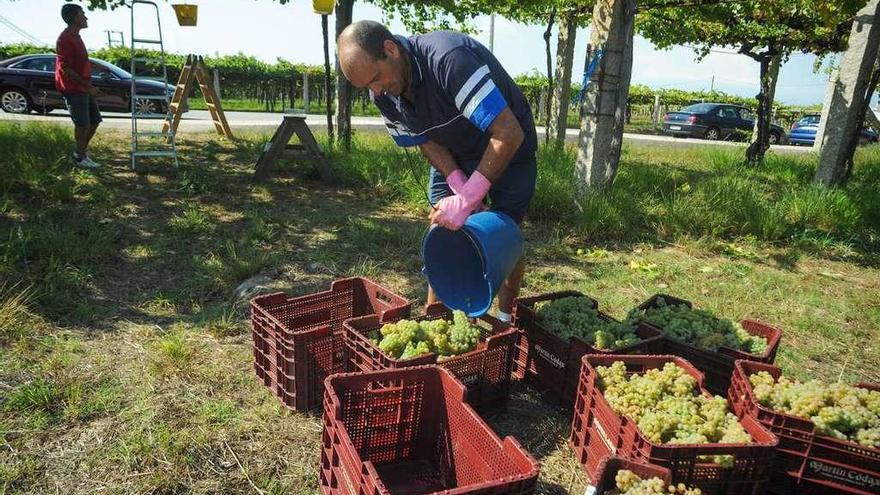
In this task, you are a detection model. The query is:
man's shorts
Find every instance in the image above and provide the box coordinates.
[428,156,537,224]
[63,93,103,128]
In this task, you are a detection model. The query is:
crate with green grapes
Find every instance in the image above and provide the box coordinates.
[513,291,664,408]
[343,303,519,412]
[569,354,778,495]
[628,294,782,396]
[729,359,880,494]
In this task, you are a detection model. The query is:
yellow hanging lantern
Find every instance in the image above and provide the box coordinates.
[313,0,335,15]
[172,4,198,26]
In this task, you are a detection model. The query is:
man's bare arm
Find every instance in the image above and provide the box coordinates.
[60,63,90,87]
[418,139,459,177]
[475,108,524,182]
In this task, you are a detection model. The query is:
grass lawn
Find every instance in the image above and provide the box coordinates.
[1,122,878,493]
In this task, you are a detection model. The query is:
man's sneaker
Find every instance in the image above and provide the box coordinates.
[74,155,100,169]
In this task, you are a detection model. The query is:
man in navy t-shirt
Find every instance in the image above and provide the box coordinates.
[338,20,538,322]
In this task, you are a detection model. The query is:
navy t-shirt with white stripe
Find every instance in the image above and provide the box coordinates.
[372,32,537,166]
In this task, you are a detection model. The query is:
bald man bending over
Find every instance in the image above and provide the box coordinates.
[337,20,538,322]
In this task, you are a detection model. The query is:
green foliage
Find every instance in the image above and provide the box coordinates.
[637,0,863,57]
[515,74,811,116]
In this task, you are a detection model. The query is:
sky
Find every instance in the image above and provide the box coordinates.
[0,0,842,106]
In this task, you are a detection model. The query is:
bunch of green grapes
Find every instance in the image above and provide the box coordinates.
[614,469,703,494]
[749,371,880,448]
[596,360,752,467]
[535,296,639,350]
[627,297,767,354]
[373,310,481,360]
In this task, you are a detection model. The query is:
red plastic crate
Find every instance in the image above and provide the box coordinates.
[588,456,672,494]
[343,303,518,412]
[729,360,880,495]
[319,366,540,495]
[250,277,411,411]
[513,291,664,408]
[511,329,529,382]
[631,294,782,396]
[569,354,779,495]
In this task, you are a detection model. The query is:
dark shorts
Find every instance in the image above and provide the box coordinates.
[428,156,537,224]
[63,93,102,127]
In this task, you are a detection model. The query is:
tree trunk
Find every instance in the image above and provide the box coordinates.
[815,0,880,186]
[746,50,780,164]
[543,8,557,144]
[574,0,636,194]
[843,61,880,180]
[322,14,334,143]
[549,11,578,146]
[335,0,354,149]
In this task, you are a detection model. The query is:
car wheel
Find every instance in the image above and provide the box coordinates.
[1,88,32,114]
[769,132,780,145]
[134,98,159,114]
[704,127,720,141]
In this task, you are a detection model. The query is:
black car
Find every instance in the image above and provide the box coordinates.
[663,103,787,144]
[0,53,176,115]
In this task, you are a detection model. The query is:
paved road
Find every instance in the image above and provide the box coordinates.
[0,108,811,153]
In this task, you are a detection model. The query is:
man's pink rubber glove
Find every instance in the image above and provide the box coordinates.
[431,171,492,230]
[445,169,467,195]
[445,169,488,213]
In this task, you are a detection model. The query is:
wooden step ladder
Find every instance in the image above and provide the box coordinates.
[163,54,233,139]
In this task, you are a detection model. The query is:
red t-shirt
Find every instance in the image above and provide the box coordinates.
[55,29,91,93]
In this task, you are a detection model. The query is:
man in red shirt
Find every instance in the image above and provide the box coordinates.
[55,3,102,169]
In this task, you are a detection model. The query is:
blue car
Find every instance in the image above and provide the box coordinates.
[789,114,879,146]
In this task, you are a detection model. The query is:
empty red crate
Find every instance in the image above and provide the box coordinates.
[631,294,782,396]
[569,354,778,495]
[729,360,880,495]
[513,291,664,408]
[588,456,672,494]
[343,303,518,412]
[319,365,540,495]
[250,277,411,411]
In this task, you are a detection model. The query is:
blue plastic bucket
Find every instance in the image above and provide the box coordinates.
[421,211,523,317]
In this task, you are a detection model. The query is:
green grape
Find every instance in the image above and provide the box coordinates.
[627,297,768,354]
[615,469,703,494]
[375,311,482,360]
[535,296,639,350]
[747,372,880,447]
[595,360,754,462]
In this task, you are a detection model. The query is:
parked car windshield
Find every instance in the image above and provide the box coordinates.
[681,103,716,113]
[798,115,821,126]
[91,59,132,79]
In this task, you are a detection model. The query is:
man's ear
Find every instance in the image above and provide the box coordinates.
[383,39,399,59]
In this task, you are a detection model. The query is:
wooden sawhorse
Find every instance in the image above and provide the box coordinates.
[254,115,332,182]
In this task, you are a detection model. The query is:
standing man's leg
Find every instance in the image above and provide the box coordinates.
[86,123,99,146]
[64,92,98,168]
[82,94,102,159]
[496,256,525,315]
[73,124,90,158]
